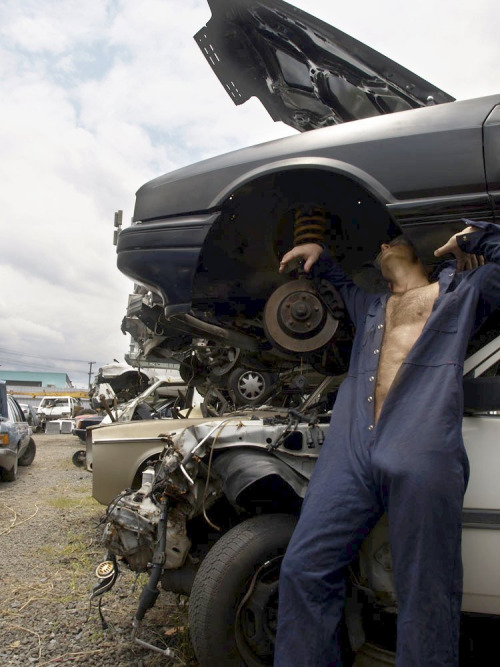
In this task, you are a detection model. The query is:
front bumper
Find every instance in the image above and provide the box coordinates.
[116,212,219,315]
[0,446,16,471]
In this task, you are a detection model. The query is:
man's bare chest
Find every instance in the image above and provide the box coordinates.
[385,283,439,330]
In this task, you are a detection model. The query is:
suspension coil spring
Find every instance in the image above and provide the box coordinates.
[293,207,326,246]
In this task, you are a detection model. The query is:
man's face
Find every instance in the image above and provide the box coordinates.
[376,236,419,276]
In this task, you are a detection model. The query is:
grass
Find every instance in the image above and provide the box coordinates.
[46,495,98,510]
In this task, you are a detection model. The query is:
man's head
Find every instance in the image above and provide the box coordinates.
[375,236,417,268]
[375,235,427,285]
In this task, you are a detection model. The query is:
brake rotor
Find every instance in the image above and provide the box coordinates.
[263,278,338,353]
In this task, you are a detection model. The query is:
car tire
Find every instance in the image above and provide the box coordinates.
[227,367,276,406]
[200,385,231,417]
[3,452,18,482]
[18,438,36,467]
[72,450,86,467]
[189,513,297,667]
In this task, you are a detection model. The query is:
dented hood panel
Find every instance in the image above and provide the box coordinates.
[195,0,454,132]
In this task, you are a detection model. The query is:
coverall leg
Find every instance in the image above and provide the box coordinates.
[372,429,469,667]
[276,419,468,667]
[275,432,382,667]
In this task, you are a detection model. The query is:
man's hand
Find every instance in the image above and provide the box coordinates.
[434,226,485,272]
[279,243,323,273]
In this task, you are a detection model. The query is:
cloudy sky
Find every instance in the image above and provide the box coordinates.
[0,0,498,387]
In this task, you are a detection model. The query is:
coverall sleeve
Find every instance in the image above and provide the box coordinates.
[457,219,500,315]
[311,249,373,326]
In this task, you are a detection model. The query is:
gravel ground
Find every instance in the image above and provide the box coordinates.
[0,433,197,666]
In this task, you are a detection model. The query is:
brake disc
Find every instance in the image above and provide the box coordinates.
[263,278,338,353]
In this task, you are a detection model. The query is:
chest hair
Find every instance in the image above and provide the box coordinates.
[385,283,439,329]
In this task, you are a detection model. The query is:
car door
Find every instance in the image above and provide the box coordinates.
[7,396,30,454]
[461,332,500,615]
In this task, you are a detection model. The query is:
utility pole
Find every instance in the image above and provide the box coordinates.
[88,361,96,390]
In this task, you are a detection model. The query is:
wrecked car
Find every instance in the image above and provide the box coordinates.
[97,378,199,424]
[90,362,151,406]
[36,395,83,428]
[88,329,499,665]
[71,379,200,466]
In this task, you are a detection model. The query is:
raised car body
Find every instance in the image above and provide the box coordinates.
[115,0,499,389]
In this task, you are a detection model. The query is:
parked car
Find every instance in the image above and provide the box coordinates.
[0,383,36,482]
[115,0,499,400]
[72,412,105,443]
[87,326,499,665]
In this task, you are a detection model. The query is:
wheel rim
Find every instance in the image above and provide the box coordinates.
[235,556,282,666]
[237,371,266,401]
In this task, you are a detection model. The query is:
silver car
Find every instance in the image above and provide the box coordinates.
[0,382,36,482]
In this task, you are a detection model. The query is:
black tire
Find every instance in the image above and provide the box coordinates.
[18,438,36,467]
[227,367,276,406]
[189,514,297,667]
[72,450,86,467]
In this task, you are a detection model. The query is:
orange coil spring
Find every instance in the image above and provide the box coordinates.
[294,208,326,246]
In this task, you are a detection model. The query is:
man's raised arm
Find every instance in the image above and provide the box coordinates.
[435,220,500,313]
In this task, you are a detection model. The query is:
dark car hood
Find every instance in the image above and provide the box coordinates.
[195,0,455,132]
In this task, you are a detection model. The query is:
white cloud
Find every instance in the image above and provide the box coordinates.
[0,0,111,54]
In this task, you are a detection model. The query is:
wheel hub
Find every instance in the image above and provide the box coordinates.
[264,278,338,353]
[238,371,265,400]
[235,556,282,665]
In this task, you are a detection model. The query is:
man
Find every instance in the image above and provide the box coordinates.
[274,220,500,666]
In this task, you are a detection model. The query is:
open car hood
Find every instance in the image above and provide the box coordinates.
[195,0,455,132]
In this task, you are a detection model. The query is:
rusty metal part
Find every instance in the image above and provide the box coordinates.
[263,279,338,353]
[293,206,326,246]
[170,313,258,351]
[99,395,116,422]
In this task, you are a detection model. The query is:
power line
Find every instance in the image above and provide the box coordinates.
[0,347,109,365]
[0,358,79,373]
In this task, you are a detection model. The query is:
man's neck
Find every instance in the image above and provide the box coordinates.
[387,265,430,295]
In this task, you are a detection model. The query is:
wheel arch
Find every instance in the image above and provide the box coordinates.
[212,449,307,515]
[208,157,396,210]
[194,160,398,305]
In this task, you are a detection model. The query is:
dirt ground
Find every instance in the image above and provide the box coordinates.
[0,433,197,666]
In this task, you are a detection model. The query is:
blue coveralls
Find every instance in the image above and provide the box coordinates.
[275,221,500,666]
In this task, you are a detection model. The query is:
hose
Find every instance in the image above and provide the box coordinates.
[134,496,169,623]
